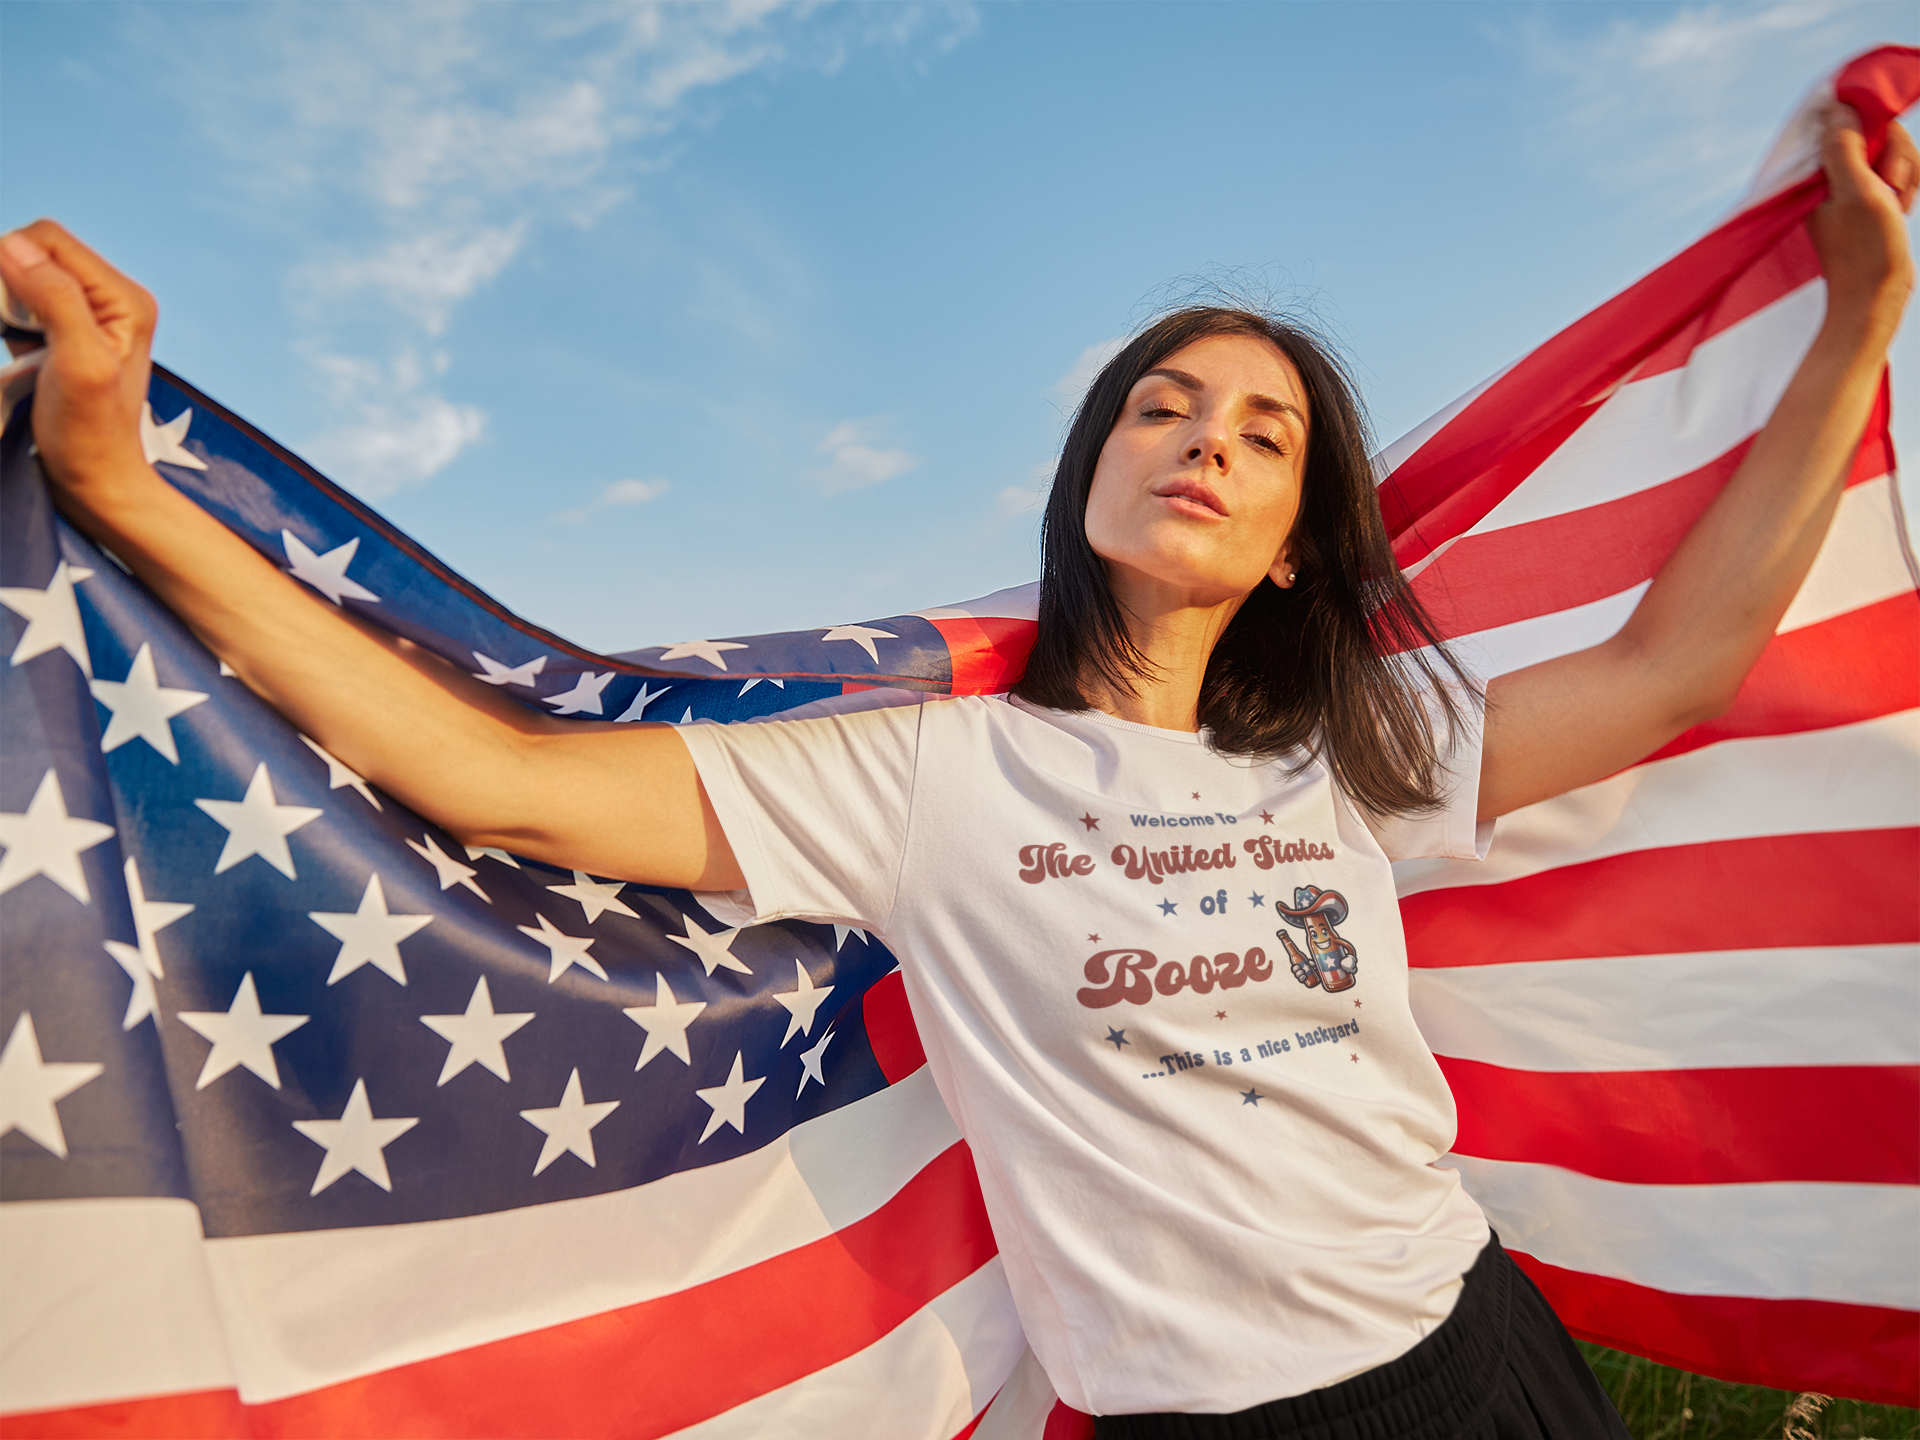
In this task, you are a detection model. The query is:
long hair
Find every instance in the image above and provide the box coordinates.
[1012,306,1477,817]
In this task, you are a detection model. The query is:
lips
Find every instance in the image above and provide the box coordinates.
[1153,477,1227,517]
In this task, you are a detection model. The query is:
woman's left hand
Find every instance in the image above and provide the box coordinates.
[1809,110,1916,334]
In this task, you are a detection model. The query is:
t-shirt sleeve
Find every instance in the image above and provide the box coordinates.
[675,697,924,931]
[1356,674,1494,864]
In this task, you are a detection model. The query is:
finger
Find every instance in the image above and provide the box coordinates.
[8,219,155,354]
[0,232,109,350]
[1819,104,1877,205]
[1877,120,1919,215]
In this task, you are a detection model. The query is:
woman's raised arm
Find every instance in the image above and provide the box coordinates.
[1477,110,1917,821]
[0,220,743,892]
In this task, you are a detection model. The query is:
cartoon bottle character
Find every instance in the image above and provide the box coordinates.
[1275,885,1358,992]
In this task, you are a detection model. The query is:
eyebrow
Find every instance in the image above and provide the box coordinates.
[1140,367,1307,429]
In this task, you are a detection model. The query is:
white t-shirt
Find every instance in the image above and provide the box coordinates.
[680,692,1493,1415]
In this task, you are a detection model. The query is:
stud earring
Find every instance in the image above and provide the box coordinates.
[1284,570,1296,585]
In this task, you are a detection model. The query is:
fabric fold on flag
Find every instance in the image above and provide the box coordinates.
[1,43,1915,1440]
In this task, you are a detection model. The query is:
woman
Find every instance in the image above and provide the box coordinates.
[1,109,1911,1437]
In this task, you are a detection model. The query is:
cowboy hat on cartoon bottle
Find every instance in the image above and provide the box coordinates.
[1276,886,1359,993]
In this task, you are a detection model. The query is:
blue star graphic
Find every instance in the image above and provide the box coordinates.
[1105,1027,1130,1051]
[1158,898,1177,916]
[1248,892,1265,907]
[1241,1087,1263,1106]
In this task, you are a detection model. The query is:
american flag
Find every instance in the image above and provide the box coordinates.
[0,46,1914,1438]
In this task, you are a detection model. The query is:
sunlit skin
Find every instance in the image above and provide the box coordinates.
[1081,334,1307,732]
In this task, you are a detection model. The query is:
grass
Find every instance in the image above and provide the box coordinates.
[1579,1344,1920,1439]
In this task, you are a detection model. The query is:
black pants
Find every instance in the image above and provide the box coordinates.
[1094,1237,1631,1440]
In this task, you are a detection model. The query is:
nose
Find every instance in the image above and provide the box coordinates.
[1183,411,1231,471]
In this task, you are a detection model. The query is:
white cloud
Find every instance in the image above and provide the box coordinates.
[555,478,672,524]
[142,2,978,496]
[1504,3,1889,220]
[1052,338,1126,410]
[817,419,920,495]
[996,461,1056,519]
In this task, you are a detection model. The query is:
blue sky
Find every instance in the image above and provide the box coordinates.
[3,1,1914,650]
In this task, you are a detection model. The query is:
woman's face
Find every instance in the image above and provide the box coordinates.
[1084,332,1309,612]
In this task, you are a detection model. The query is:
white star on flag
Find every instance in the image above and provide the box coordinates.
[613,680,671,722]
[406,833,490,901]
[695,1051,765,1142]
[177,972,310,1090]
[300,735,382,810]
[0,770,115,903]
[0,560,94,675]
[548,870,637,924]
[772,959,835,1046]
[542,671,615,716]
[0,1013,104,1159]
[832,925,872,953]
[91,643,208,763]
[420,976,533,1085]
[470,651,546,687]
[520,1068,619,1175]
[140,402,208,470]
[797,1028,835,1097]
[677,707,695,724]
[282,530,380,606]
[653,639,747,671]
[102,857,193,1030]
[668,912,751,976]
[820,625,896,663]
[309,873,433,985]
[463,843,520,869]
[623,973,707,1070]
[195,763,322,879]
[737,678,785,696]
[517,912,609,983]
[292,1079,419,1196]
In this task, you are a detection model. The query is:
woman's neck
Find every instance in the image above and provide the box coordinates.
[1082,580,1247,732]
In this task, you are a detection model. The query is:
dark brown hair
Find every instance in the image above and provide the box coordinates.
[1012,306,1477,817]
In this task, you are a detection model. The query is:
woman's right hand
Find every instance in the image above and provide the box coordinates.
[0,220,157,499]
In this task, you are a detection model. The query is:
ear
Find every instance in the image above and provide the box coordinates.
[1268,542,1297,589]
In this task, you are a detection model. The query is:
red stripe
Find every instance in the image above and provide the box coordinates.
[1509,1248,1920,1407]
[864,969,928,1082]
[1637,593,1918,764]
[1441,1058,1920,1186]
[1044,1400,1096,1439]
[1629,225,1819,380]
[928,614,1037,695]
[1403,828,1920,968]
[0,1390,248,1440]
[237,1141,996,1438]
[1409,392,1892,641]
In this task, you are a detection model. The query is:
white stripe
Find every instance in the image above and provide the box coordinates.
[0,1197,236,1415]
[205,1069,959,1402]
[1395,709,1920,898]
[972,1346,1060,1440]
[1446,475,1908,678]
[1410,945,1920,1072]
[667,1259,1023,1439]
[1778,473,1916,632]
[1443,1155,1920,1310]
[1470,282,1822,534]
